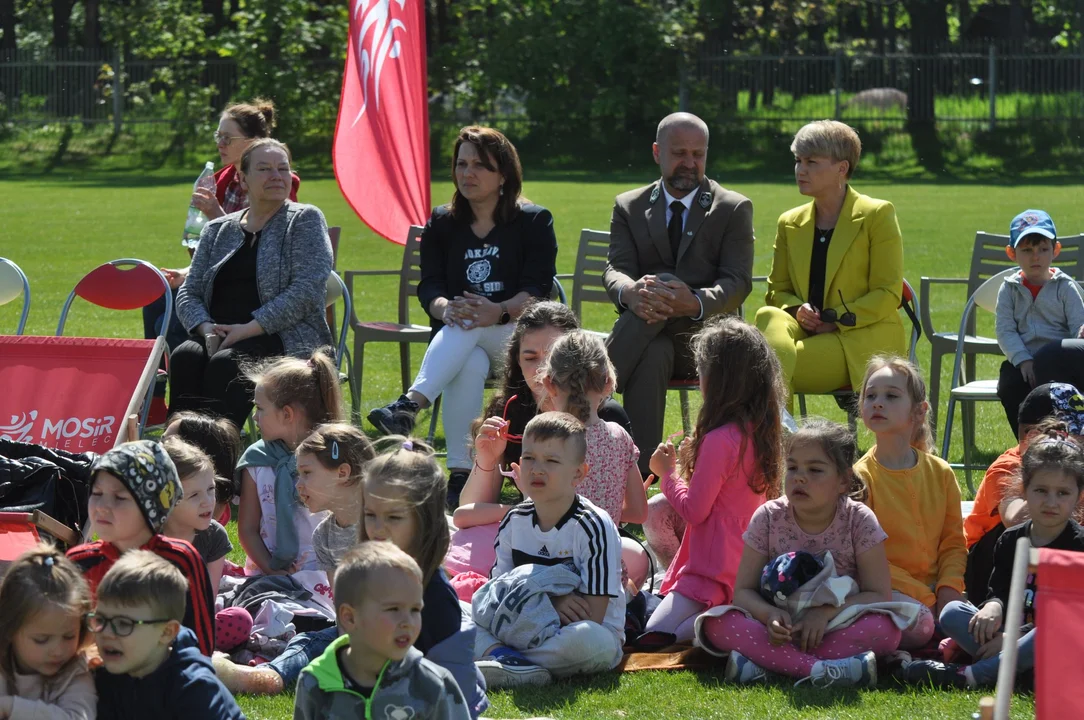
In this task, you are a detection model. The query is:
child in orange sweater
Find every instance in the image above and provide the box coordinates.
[854,356,967,650]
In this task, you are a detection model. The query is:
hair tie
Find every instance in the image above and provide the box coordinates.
[402,440,414,452]
[331,441,340,460]
[306,358,316,369]
[43,556,54,568]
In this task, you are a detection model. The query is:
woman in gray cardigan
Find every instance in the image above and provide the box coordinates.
[172,138,333,427]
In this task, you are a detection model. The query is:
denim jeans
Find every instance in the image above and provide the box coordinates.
[939,599,1034,686]
[266,625,340,688]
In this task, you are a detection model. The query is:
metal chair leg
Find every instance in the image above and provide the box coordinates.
[941,394,957,461]
[962,400,976,496]
[352,338,366,420]
[798,393,808,418]
[399,342,412,394]
[928,348,944,443]
[680,389,691,434]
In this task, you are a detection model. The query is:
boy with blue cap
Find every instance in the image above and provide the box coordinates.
[995,209,1084,437]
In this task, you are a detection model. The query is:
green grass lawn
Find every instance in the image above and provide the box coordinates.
[0,170,1055,718]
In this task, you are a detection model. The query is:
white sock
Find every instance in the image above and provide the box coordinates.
[963,665,978,689]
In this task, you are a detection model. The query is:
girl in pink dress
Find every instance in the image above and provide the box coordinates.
[645,317,784,641]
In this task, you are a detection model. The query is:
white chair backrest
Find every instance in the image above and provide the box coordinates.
[973,268,1017,314]
[0,258,28,305]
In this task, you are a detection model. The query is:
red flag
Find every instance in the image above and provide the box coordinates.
[334,0,431,245]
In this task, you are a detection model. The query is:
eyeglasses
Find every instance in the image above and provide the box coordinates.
[819,290,856,327]
[85,612,171,637]
[213,131,247,146]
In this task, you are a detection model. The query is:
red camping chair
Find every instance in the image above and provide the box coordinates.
[56,259,172,434]
[0,335,165,451]
[1033,546,1084,719]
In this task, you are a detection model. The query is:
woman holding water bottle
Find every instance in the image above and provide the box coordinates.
[143,99,300,351]
[171,138,331,428]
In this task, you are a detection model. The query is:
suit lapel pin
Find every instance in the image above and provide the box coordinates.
[698,191,711,209]
[649,184,661,204]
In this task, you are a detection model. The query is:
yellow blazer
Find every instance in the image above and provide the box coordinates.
[765,185,906,389]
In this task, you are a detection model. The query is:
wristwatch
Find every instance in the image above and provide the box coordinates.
[498,302,511,325]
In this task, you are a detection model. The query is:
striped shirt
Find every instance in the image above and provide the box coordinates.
[493,494,625,637]
[67,535,216,656]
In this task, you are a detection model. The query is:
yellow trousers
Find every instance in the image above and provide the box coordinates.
[755,306,850,410]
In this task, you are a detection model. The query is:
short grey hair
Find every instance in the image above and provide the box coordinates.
[790,120,862,178]
[656,113,709,146]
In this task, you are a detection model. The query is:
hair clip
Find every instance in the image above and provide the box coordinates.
[402,440,414,451]
[331,441,339,460]
[43,556,54,568]
[501,394,524,444]
[306,358,316,369]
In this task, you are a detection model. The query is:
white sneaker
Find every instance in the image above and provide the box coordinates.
[725,651,768,684]
[797,651,877,688]
[476,654,553,690]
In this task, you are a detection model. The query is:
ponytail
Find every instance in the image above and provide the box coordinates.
[244,348,344,428]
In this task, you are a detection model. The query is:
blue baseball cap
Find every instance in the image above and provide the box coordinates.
[1009,209,1057,249]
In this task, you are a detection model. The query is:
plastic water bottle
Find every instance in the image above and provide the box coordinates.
[182,161,217,249]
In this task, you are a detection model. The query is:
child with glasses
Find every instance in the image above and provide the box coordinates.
[92,550,244,720]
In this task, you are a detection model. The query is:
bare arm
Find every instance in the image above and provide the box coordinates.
[452,503,513,529]
[731,544,778,624]
[206,557,225,592]
[999,497,1030,526]
[620,463,648,524]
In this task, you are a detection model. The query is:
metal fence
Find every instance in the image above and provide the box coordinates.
[694,41,1084,127]
[4,44,1084,131]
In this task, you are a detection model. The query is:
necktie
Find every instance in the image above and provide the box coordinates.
[668,200,685,257]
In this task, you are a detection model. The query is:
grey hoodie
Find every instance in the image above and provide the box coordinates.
[293,635,469,720]
[995,267,1084,366]
[471,563,582,650]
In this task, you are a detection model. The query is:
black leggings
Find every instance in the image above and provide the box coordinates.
[168,333,285,428]
[997,339,1084,438]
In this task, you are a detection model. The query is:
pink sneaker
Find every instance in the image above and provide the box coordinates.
[939,637,965,663]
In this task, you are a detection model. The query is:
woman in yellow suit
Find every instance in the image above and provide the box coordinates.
[756,120,905,408]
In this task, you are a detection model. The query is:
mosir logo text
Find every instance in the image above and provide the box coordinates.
[1,411,117,450]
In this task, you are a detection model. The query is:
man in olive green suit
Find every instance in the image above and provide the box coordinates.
[604,113,755,472]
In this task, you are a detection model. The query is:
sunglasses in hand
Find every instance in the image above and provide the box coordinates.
[818,290,856,327]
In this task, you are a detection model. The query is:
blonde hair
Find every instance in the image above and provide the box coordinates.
[97,550,188,622]
[244,348,344,429]
[0,544,91,687]
[539,330,615,424]
[790,120,862,179]
[239,137,292,174]
[359,438,448,584]
[333,541,422,609]
[860,354,934,454]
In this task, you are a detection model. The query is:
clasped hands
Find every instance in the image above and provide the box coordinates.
[795,303,838,335]
[438,292,500,329]
[198,320,263,356]
[627,275,700,324]
[766,605,837,652]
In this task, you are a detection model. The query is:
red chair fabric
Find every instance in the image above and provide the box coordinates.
[0,514,40,564]
[1036,547,1084,719]
[73,262,166,310]
[0,336,162,453]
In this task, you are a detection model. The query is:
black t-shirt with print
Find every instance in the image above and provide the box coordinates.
[985,519,1084,625]
[416,204,558,334]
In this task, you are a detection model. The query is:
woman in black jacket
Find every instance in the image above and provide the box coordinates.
[368,127,557,500]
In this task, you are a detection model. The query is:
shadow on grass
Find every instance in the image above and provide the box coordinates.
[498,672,622,713]
[782,684,863,710]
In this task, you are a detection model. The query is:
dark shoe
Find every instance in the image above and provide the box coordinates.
[446,470,470,511]
[367,395,419,436]
[892,658,970,689]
